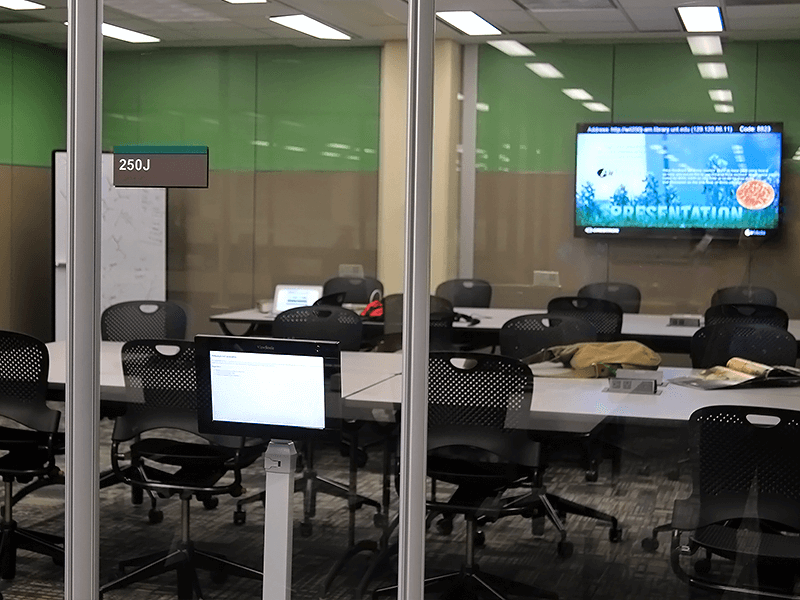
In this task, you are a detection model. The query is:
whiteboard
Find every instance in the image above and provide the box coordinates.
[54,151,166,339]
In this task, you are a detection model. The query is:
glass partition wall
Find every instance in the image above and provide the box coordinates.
[2,0,800,598]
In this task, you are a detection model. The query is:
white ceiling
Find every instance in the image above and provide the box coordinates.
[0,0,799,51]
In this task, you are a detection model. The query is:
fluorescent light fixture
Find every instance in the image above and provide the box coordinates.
[677,6,724,32]
[64,21,160,43]
[487,40,534,56]
[0,0,45,8]
[525,63,564,78]
[562,88,593,101]
[714,103,734,113]
[687,35,722,56]
[697,62,728,79]
[102,23,160,43]
[583,102,611,112]
[223,0,267,3]
[436,11,501,36]
[708,89,732,102]
[269,14,350,40]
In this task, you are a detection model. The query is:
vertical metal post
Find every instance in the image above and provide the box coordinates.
[398,1,434,599]
[65,2,102,599]
[459,45,478,279]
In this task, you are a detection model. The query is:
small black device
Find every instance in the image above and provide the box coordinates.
[195,334,341,440]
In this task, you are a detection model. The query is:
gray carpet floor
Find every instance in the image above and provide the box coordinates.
[0,421,788,600]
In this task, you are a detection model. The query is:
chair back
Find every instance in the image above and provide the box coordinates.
[272,305,363,351]
[546,296,623,341]
[0,330,59,435]
[711,286,777,307]
[435,279,492,308]
[704,303,788,329]
[101,300,187,341]
[578,282,641,314]
[690,322,797,369]
[427,353,538,475]
[322,277,383,304]
[382,294,454,350]
[116,340,235,444]
[499,314,597,360]
[687,405,800,530]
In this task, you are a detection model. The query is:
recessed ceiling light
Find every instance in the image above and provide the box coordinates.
[687,36,723,56]
[269,14,350,40]
[65,21,160,43]
[0,0,45,8]
[697,62,728,79]
[583,102,611,112]
[562,88,593,101]
[436,11,501,36]
[486,40,534,57]
[714,104,734,113]
[709,89,732,102]
[525,63,564,78]
[677,6,724,33]
[223,0,267,3]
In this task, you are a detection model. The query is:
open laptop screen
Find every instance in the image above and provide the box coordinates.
[196,334,341,440]
[273,285,323,314]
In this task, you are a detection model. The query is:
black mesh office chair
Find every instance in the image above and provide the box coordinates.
[669,405,800,598]
[99,340,262,599]
[710,286,778,307]
[373,352,559,600]
[379,294,456,352]
[101,300,187,341]
[578,282,641,314]
[704,303,789,329]
[323,277,383,304]
[435,278,492,308]
[0,331,64,590]
[690,323,797,369]
[232,306,380,533]
[499,314,597,360]
[547,297,623,342]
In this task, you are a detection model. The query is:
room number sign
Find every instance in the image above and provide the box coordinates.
[113,145,208,188]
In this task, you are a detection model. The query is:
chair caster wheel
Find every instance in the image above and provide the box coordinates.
[585,469,599,482]
[202,497,219,510]
[641,537,659,552]
[233,509,246,525]
[148,508,163,524]
[694,558,711,574]
[300,522,313,537]
[609,527,623,543]
[473,530,486,548]
[436,518,453,536]
[531,516,545,536]
[557,540,574,559]
[131,487,144,505]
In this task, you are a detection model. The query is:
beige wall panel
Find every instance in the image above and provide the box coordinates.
[9,166,51,340]
[0,166,12,328]
[475,171,800,317]
[168,170,256,336]
[253,170,379,299]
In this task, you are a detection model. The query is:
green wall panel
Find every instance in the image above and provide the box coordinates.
[103,52,143,150]
[477,44,614,173]
[255,47,380,172]
[614,42,757,123]
[0,39,65,167]
[755,41,800,172]
[0,39,12,164]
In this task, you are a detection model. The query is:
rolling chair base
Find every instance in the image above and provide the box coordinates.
[0,520,64,580]
[100,541,261,600]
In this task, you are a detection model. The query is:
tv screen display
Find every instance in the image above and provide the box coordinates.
[574,123,783,239]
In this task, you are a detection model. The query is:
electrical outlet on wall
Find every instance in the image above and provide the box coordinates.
[533,270,560,287]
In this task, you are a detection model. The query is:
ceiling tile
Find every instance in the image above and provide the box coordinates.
[726,5,800,30]
[480,9,547,34]
[623,8,682,32]
[531,8,635,33]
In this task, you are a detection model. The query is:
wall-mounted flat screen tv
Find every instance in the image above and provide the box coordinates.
[574,123,783,240]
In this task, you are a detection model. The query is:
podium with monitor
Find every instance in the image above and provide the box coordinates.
[195,335,342,600]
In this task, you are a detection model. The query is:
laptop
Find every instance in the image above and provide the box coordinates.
[264,284,324,316]
[195,334,341,440]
